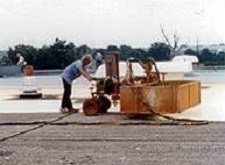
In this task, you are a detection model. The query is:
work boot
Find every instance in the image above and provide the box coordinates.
[60,107,70,113]
[60,108,79,114]
[69,108,79,113]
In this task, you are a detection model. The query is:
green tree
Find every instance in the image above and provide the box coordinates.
[135,48,148,60]
[7,45,38,65]
[77,45,91,58]
[119,45,148,61]
[184,49,197,55]
[200,48,214,65]
[128,49,144,60]
[7,38,79,70]
[0,55,12,65]
[107,45,118,51]
[7,47,16,64]
[119,45,132,60]
[217,51,225,65]
[148,42,171,61]
[36,46,49,69]
[36,38,77,69]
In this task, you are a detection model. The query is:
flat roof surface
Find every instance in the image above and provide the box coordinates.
[0,71,225,121]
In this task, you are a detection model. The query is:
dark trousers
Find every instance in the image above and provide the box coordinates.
[61,78,73,109]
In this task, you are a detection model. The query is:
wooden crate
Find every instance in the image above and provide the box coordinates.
[120,80,201,115]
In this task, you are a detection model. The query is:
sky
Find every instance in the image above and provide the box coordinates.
[0,0,225,50]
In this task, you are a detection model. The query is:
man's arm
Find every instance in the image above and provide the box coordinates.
[78,68,92,81]
[16,56,24,65]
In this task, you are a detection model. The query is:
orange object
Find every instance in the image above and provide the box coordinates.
[23,65,34,76]
[120,80,201,115]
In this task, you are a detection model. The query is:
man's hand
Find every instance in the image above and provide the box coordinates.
[78,68,92,81]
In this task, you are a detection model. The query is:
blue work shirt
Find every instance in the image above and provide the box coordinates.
[61,60,83,84]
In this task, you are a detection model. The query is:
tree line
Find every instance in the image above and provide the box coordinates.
[1,38,225,70]
[184,48,225,66]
